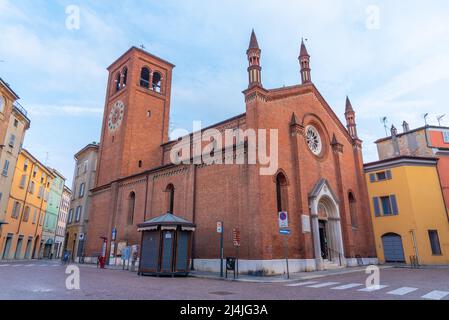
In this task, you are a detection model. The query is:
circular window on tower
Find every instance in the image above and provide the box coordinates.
[305,125,323,156]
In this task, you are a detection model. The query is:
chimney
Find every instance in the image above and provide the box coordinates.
[402,121,410,133]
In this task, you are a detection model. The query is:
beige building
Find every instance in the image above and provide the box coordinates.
[55,186,71,258]
[65,143,98,261]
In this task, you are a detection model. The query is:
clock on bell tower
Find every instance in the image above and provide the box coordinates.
[95,47,175,187]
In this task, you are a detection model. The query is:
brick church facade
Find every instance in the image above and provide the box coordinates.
[85,31,377,274]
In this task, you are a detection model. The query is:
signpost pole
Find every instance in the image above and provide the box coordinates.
[220,222,224,278]
[284,235,290,279]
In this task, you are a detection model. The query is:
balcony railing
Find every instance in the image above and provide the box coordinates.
[13,101,28,118]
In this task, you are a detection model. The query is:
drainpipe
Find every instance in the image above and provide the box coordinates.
[410,229,420,265]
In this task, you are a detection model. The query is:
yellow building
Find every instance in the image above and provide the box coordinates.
[0,149,55,260]
[364,156,449,266]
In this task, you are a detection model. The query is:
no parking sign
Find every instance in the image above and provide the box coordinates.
[278,211,289,229]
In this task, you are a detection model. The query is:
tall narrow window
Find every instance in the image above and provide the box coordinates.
[115,72,121,92]
[275,173,288,212]
[2,160,10,177]
[152,72,161,92]
[122,67,128,87]
[8,134,16,147]
[128,192,136,225]
[79,183,85,198]
[140,67,150,89]
[348,192,358,228]
[428,230,442,255]
[166,184,175,214]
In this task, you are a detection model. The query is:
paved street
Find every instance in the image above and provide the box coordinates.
[1,261,449,300]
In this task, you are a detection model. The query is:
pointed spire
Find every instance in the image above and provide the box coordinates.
[248,29,260,50]
[246,29,262,88]
[299,38,311,84]
[299,38,309,57]
[345,96,354,114]
[290,112,300,126]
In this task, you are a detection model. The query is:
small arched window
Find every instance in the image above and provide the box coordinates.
[166,184,175,214]
[128,192,136,225]
[348,192,358,228]
[152,72,161,93]
[122,67,128,87]
[275,172,288,212]
[140,67,150,89]
[115,72,121,92]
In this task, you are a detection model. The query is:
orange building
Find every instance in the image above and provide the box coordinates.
[0,149,54,260]
[376,124,449,213]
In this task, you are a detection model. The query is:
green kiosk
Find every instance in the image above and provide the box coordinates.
[137,213,195,276]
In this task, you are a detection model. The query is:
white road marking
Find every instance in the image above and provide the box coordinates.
[12,264,22,267]
[0,264,7,267]
[358,285,389,292]
[331,283,363,290]
[285,281,319,287]
[307,282,340,288]
[422,291,449,300]
[387,287,418,296]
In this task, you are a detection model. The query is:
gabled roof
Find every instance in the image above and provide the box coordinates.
[138,213,195,228]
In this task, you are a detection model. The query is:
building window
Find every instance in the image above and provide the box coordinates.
[428,230,442,255]
[32,209,37,224]
[75,206,82,222]
[14,119,19,127]
[33,167,38,178]
[83,160,88,173]
[373,195,398,217]
[443,131,449,143]
[122,67,128,87]
[29,181,35,194]
[38,186,44,199]
[68,209,74,224]
[11,201,21,219]
[348,192,358,228]
[138,160,142,168]
[79,183,85,198]
[165,185,175,214]
[8,134,16,147]
[2,160,10,177]
[128,192,136,224]
[275,172,288,212]
[19,174,26,189]
[140,67,150,89]
[115,72,121,92]
[23,160,29,172]
[152,72,162,92]
[370,170,392,183]
[23,206,30,222]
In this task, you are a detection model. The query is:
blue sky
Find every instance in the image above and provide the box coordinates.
[1,0,449,187]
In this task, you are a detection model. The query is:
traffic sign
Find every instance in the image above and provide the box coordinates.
[278,211,289,229]
[233,228,241,247]
[279,229,291,235]
[217,221,223,234]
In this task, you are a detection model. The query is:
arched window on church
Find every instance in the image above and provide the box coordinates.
[122,67,128,87]
[128,192,136,225]
[348,192,358,228]
[115,72,121,92]
[152,71,162,93]
[140,67,150,89]
[166,184,175,214]
[276,173,288,212]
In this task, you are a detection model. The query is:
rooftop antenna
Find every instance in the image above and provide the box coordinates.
[437,114,446,126]
[423,113,429,126]
[381,116,388,136]
[139,44,146,50]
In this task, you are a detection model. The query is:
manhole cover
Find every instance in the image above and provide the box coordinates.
[209,291,234,296]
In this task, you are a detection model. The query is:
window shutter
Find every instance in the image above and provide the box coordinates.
[386,170,392,180]
[373,197,381,217]
[369,173,376,183]
[391,195,399,215]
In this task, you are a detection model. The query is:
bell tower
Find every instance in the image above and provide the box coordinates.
[95,47,175,187]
